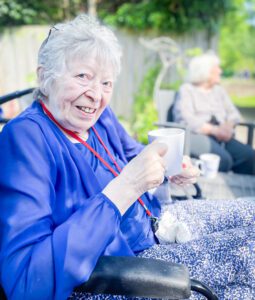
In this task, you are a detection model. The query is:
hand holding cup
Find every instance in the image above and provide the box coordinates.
[119,142,168,197]
[103,142,168,215]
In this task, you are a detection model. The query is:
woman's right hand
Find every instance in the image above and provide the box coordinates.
[120,142,168,196]
[103,142,168,215]
[202,122,233,142]
[211,123,234,141]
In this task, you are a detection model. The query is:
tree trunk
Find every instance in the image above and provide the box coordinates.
[88,0,97,17]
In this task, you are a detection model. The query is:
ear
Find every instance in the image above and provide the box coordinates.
[37,66,48,96]
[37,66,44,84]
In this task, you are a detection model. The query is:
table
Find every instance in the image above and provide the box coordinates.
[197,172,255,200]
[170,172,255,201]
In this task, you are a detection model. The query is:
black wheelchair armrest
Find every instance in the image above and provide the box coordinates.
[0,256,218,299]
[75,256,218,299]
[238,121,255,127]
[75,256,191,299]
[237,121,255,147]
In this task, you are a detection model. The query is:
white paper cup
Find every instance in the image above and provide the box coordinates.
[148,128,185,176]
[196,153,220,179]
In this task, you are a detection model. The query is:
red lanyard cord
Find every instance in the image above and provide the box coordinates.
[92,127,122,174]
[39,100,153,217]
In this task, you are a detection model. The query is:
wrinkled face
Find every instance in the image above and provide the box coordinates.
[208,64,222,85]
[47,56,114,133]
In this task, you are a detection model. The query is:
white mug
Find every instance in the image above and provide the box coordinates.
[148,128,185,177]
[196,153,220,179]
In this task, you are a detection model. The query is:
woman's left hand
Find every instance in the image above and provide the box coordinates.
[170,156,200,186]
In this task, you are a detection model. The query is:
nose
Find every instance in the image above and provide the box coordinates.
[84,82,102,103]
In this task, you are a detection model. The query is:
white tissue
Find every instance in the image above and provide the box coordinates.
[155,211,177,244]
[175,221,192,243]
[155,210,192,244]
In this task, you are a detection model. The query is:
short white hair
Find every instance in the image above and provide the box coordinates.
[187,52,220,84]
[37,14,122,96]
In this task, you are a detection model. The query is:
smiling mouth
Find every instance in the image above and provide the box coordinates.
[77,106,96,114]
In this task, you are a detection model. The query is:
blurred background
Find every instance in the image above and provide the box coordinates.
[0,0,255,142]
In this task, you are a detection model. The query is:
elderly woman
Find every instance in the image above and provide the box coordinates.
[173,52,255,174]
[0,15,254,300]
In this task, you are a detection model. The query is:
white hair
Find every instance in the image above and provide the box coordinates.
[187,52,220,84]
[37,14,122,96]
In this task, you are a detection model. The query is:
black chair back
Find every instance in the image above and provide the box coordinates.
[166,91,179,122]
[0,88,35,124]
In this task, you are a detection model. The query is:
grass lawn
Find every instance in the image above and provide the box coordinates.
[232,95,255,107]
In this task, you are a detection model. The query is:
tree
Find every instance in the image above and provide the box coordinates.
[98,0,233,37]
[219,0,255,74]
[0,0,60,25]
[0,0,88,26]
[88,0,97,17]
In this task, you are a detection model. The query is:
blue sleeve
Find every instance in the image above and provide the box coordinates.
[108,108,145,161]
[0,119,123,300]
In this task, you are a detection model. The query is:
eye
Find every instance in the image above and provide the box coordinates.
[102,81,112,88]
[76,73,89,80]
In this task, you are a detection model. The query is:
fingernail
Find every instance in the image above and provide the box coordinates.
[182,163,187,169]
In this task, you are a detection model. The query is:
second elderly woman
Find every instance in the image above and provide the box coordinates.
[173,52,255,174]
